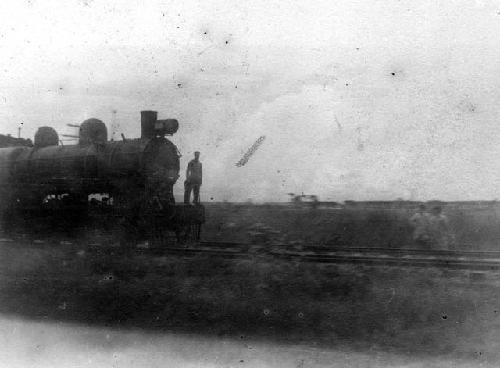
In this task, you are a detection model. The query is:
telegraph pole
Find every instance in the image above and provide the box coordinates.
[111,109,118,141]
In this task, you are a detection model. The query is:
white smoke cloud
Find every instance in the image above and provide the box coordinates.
[3,0,500,201]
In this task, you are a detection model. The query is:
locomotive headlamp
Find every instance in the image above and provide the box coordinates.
[155,119,179,136]
[141,111,178,139]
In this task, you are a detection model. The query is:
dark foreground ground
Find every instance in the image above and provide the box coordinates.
[1,202,500,366]
[0,240,498,366]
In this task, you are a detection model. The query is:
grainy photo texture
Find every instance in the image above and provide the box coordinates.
[0,1,499,367]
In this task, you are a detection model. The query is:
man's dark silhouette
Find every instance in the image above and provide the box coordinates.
[184,151,202,204]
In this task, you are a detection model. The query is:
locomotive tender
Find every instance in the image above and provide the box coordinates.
[0,110,204,244]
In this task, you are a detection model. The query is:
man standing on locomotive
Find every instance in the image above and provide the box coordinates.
[184,151,202,204]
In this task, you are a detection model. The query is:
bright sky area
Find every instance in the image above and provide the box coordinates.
[1,0,500,201]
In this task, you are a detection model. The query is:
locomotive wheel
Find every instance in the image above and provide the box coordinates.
[147,223,170,248]
[117,214,141,248]
[0,205,17,235]
[175,223,201,244]
[192,223,201,242]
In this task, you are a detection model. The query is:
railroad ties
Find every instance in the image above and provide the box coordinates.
[1,236,500,271]
[170,241,500,271]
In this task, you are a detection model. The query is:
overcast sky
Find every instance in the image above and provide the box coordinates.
[1,0,500,201]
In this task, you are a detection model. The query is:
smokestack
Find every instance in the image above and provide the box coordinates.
[141,110,157,139]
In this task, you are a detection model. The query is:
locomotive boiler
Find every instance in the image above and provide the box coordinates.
[0,111,204,244]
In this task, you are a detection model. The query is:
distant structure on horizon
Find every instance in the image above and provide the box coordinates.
[0,134,32,148]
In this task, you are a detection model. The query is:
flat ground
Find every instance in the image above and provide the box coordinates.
[0,202,499,366]
[0,239,498,366]
[202,202,500,249]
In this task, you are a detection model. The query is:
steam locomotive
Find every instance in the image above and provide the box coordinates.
[0,111,205,245]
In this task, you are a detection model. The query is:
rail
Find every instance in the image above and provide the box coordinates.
[1,237,500,271]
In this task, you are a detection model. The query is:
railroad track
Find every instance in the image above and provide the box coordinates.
[2,236,500,271]
[167,241,500,271]
[300,245,500,259]
[271,252,500,270]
